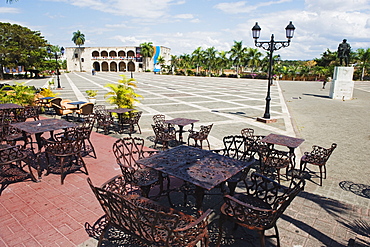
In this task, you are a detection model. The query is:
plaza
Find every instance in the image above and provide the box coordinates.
[1,72,369,246]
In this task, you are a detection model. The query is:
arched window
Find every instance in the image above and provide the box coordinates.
[127,50,135,57]
[110,62,117,72]
[92,51,99,57]
[109,51,117,57]
[118,50,126,57]
[101,62,109,71]
[127,61,135,72]
[119,62,126,72]
[101,51,108,57]
[93,62,101,71]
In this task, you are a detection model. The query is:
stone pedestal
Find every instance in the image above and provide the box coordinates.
[329,67,354,100]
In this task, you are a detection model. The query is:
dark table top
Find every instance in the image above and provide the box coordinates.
[40,97,55,100]
[10,118,77,134]
[67,101,87,105]
[107,108,134,114]
[0,103,24,110]
[261,133,305,149]
[165,118,199,126]
[137,145,254,190]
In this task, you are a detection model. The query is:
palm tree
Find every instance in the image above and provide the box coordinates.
[246,48,262,72]
[356,48,370,80]
[140,42,154,72]
[192,47,205,76]
[157,55,165,74]
[178,54,192,76]
[71,30,85,72]
[204,47,217,76]
[215,51,229,76]
[170,55,178,75]
[104,75,142,109]
[228,41,247,77]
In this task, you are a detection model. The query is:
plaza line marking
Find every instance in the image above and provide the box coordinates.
[64,73,87,101]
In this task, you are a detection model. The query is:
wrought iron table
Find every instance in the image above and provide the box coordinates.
[10,118,77,151]
[107,108,134,132]
[0,103,24,110]
[165,118,199,143]
[137,145,254,210]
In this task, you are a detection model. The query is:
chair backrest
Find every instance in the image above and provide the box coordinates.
[152,114,166,125]
[112,137,144,171]
[44,129,84,155]
[224,172,305,229]
[87,177,211,247]
[307,143,337,164]
[50,97,62,107]
[219,135,249,161]
[94,105,106,115]
[0,144,27,165]
[79,103,94,115]
[124,111,142,124]
[24,106,40,120]
[261,148,293,169]
[241,128,254,138]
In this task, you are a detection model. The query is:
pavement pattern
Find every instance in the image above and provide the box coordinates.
[0,72,369,246]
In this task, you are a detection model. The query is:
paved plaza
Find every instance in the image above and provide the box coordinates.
[1,72,369,246]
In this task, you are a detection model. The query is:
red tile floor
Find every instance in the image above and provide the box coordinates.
[0,124,121,246]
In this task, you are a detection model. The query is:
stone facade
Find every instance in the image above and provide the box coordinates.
[65,46,171,73]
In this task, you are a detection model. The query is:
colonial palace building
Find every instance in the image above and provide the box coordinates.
[65,46,171,73]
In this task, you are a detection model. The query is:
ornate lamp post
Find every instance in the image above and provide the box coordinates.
[252,21,295,121]
[47,46,65,89]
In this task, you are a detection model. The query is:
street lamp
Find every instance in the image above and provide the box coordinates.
[47,46,65,89]
[252,21,295,121]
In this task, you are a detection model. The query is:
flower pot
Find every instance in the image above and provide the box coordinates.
[87,97,96,104]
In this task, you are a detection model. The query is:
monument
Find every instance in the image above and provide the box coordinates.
[329,39,354,100]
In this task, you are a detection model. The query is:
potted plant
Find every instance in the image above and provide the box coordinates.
[86,90,98,104]
[48,79,55,90]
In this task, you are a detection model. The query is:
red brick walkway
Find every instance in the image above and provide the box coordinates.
[0,129,120,246]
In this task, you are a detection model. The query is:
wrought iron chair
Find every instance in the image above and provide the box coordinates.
[300,143,337,186]
[0,144,37,195]
[151,123,177,150]
[212,135,255,195]
[120,111,142,134]
[112,137,160,197]
[24,105,40,121]
[241,127,254,138]
[94,105,114,135]
[87,177,212,247]
[187,123,213,150]
[1,109,31,147]
[216,172,305,247]
[258,148,294,183]
[77,116,97,158]
[152,114,166,126]
[42,129,88,184]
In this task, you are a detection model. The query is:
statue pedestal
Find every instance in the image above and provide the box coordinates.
[329,67,354,100]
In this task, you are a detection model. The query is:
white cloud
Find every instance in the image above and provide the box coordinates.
[174,14,194,19]
[0,7,20,14]
[214,0,292,14]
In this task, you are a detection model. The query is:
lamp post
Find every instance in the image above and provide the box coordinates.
[47,46,65,89]
[252,21,295,121]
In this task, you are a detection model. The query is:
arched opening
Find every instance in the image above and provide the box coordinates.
[118,50,126,57]
[102,62,109,71]
[93,62,100,72]
[127,61,135,72]
[127,50,135,58]
[109,51,117,57]
[119,62,126,72]
[110,62,117,72]
[101,51,108,57]
[92,51,99,57]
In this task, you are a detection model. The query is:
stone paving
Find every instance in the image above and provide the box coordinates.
[1,72,369,246]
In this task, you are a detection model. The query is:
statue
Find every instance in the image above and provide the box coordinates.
[337,39,351,66]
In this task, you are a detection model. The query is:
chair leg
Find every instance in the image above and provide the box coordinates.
[319,165,323,186]
[206,139,210,150]
[258,230,266,247]
[323,164,327,179]
[87,138,97,159]
[274,224,281,247]
[216,215,225,247]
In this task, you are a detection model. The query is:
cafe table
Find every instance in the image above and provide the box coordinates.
[0,103,24,110]
[107,108,134,132]
[164,118,199,143]
[10,118,77,152]
[137,145,254,211]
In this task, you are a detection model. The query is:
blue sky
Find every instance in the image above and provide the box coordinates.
[1,0,370,60]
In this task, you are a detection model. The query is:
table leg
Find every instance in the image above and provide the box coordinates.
[178,125,184,143]
[195,186,205,211]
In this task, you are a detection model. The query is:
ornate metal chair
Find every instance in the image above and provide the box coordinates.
[24,105,40,121]
[216,172,305,247]
[241,127,254,138]
[120,111,142,134]
[300,143,337,186]
[152,114,166,126]
[0,144,37,195]
[258,148,294,183]
[151,123,177,150]
[94,105,114,135]
[87,177,212,247]
[112,137,160,197]
[42,129,88,184]
[187,124,213,150]
[76,117,97,159]
[1,109,31,147]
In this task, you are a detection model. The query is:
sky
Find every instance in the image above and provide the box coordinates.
[1,0,370,60]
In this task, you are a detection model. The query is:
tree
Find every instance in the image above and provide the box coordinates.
[157,55,165,74]
[204,47,217,76]
[104,75,143,109]
[0,22,48,79]
[178,54,192,76]
[140,42,154,72]
[246,48,262,72]
[356,48,370,80]
[192,47,205,76]
[215,51,229,75]
[71,30,85,72]
[228,41,247,77]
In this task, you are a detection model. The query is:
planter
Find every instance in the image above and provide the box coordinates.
[87,97,96,104]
